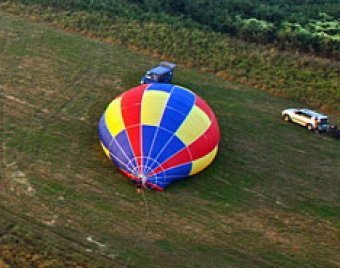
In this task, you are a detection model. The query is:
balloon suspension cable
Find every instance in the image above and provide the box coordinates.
[124,186,150,268]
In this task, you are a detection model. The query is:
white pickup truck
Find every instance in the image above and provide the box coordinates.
[282,108,330,132]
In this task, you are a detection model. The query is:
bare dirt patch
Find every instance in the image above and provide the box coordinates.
[0,244,88,268]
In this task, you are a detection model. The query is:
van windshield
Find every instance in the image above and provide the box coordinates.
[145,73,160,81]
[151,74,160,81]
[319,118,328,125]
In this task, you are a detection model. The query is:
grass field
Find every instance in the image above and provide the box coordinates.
[1,12,340,267]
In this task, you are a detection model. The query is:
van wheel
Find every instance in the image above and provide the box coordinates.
[283,114,290,122]
[307,124,313,131]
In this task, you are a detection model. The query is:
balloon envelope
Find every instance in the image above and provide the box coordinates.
[98,84,220,190]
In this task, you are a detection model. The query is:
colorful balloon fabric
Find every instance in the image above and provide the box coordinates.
[98,84,220,190]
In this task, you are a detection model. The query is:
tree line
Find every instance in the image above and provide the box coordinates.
[14,0,340,58]
[2,1,339,109]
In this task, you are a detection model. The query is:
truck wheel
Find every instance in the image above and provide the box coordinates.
[307,124,313,131]
[283,114,290,122]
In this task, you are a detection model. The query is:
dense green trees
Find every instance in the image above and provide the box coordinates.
[126,0,340,57]
[2,1,339,109]
[12,0,340,58]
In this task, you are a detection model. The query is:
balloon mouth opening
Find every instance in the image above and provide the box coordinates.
[138,174,148,185]
[118,169,163,191]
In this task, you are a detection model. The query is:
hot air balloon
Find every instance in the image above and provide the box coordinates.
[98,83,220,191]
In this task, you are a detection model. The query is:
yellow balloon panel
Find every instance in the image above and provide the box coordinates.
[190,146,218,175]
[100,141,111,159]
[104,97,125,136]
[175,105,211,146]
[141,90,170,126]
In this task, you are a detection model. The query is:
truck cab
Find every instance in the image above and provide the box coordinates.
[140,62,176,84]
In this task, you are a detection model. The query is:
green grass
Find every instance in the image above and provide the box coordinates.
[298,201,340,221]
[1,12,340,267]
